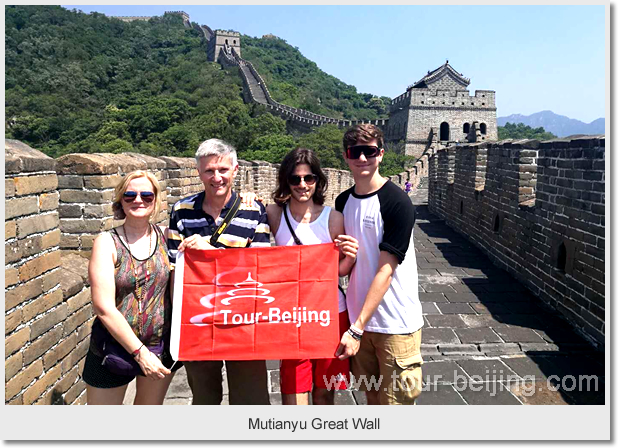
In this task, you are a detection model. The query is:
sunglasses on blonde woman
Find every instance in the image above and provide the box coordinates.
[122,191,155,203]
[289,174,318,186]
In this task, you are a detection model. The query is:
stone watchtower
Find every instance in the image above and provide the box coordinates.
[387,62,497,157]
[207,30,241,62]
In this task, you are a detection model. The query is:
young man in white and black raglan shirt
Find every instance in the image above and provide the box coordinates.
[335,124,423,405]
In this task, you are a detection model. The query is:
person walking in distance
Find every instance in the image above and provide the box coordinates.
[404,180,412,194]
[335,124,423,405]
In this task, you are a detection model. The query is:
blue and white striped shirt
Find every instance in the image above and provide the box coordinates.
[167,191,270,267]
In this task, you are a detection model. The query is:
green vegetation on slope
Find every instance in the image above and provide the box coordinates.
[241,35,391,121]
[5,6,410,176]
[498,122,557,141]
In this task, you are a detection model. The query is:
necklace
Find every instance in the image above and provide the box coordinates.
[122,223,154,334]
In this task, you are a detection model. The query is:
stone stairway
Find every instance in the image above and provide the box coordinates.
[239,64,268,104]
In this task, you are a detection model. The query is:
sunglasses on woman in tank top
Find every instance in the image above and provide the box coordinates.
[122,191,155,204]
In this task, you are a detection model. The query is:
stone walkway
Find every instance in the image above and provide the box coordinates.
[125,179,605,405]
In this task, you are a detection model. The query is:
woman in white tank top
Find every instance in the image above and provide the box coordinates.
[266,148,358,406]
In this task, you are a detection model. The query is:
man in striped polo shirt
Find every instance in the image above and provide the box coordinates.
[168,138,271,405]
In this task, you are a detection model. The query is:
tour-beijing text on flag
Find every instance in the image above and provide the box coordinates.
[170,243,340,361]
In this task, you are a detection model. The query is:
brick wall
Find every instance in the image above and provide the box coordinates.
[56,153,169,258]
[5,140,85,405]
[427,136,605,347]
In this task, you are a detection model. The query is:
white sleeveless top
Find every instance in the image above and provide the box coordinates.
[274,205,346,312]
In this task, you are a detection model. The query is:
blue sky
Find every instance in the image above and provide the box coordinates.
[66,5,606,123]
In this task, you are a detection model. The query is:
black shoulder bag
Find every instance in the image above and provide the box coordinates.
[210,193,242,246]
[283,203,346,298]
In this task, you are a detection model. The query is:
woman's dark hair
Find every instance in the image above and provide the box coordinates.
[273,147,328,206]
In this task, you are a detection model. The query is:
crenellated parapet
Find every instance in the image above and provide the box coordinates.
[428,135,605,348]
[111,15,154,22]
[164,10,190,26]
[111,10,189,26]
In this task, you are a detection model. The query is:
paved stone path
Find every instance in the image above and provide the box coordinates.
[125,179,604,405]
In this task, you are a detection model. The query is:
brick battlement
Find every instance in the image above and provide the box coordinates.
[427,135,605,348]
[112,10,189,26]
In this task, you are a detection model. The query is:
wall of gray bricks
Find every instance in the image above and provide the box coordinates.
[6,141,91,405]
[5,139,429,404]
[427,136,605,348]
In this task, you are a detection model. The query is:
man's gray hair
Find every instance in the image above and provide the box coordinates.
[195,138,238,167]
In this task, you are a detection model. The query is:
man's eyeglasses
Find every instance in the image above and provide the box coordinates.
[122,191,155,204]
[345,145,381,160]
[289,174,318,186]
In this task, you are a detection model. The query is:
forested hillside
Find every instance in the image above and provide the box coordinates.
[242,35,391,120]
[5,6,411,175]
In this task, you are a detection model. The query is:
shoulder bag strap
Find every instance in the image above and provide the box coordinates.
[210,193,242,247]
[283,203,303,246]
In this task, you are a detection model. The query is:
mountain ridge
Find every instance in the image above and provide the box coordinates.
[497,110,605,138]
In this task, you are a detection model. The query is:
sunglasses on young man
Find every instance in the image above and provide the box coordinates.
[122,191,155,204]
[345,145,382,160]
[288,174,318,186]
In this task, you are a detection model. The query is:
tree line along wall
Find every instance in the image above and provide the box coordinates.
[4,139,427,405]
[427,136,605,348]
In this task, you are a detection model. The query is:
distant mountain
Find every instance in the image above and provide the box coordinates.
[497,111,605,138]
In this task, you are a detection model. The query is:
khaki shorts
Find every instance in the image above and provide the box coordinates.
[351,329,423,405]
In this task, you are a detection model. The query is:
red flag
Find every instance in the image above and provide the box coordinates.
[170,243,340,361]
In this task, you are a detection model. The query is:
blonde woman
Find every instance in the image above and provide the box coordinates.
[83,170,181,405]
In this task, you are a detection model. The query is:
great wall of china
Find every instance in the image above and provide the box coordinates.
[4,10,604,405]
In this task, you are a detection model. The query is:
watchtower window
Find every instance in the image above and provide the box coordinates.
[440,122,450,141]
[480,123,487,135]
[226,39,229,44]
[463,123,470,133]
[233,40,236,44]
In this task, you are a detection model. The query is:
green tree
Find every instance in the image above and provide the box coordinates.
[297,125,346,169]
[498,122,556,140]
[380,151,416,177]
[239,134,296,163]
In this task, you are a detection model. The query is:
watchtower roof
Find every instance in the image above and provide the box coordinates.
[407,61,470,90]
